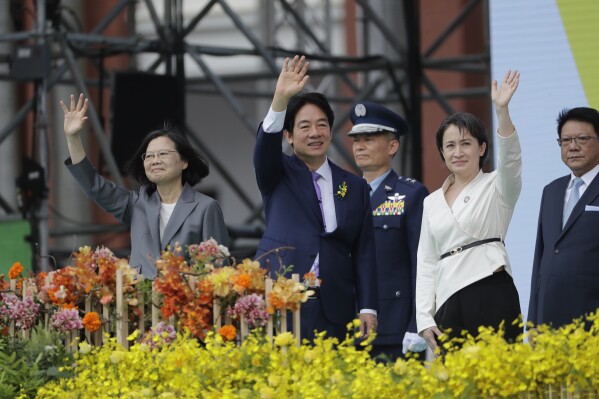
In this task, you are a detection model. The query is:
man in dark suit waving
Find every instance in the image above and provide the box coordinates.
[253,55,378,342]
[349,102,429,361]
[528,107,599,328]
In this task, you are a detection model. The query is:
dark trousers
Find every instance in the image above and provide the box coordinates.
[369,345,425,363]
[293,298,347,343]
[434,270,522,343]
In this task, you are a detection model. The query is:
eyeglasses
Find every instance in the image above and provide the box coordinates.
[141,149,178,162]
[557,136,599,147]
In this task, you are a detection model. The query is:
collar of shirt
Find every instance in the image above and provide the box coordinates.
[565,162,599,205]
[568,162,599,189]
[314,158,332,183]
[367,169,392,196]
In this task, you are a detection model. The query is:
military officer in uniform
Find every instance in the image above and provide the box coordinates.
[349,102,429,361]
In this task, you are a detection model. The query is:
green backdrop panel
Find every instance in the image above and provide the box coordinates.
[0,219,32,275]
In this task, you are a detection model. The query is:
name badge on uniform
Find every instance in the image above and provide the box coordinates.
[373,193,405,216]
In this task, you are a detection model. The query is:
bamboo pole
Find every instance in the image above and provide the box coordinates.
[292,273,301,347]
[240,314,249,341]
[84,294,92,344]
[265,278,273,343]
[21,280,30,340]
[115,268,129,348]
[213,298,221,329]
[151,281,160,328]
[137,275,145,336]
[9,279,15,337]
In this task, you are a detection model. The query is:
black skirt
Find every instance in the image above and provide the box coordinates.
[434,270,522,343]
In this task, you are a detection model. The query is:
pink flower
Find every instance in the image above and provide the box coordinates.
[50,308,83,333]
[229,294,269,328]
[0,293,41,330]
[100,295,114,305]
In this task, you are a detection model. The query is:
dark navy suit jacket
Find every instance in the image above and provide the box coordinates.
[370,171,428,346]
[253,124,378,326]
[528,173,599,328]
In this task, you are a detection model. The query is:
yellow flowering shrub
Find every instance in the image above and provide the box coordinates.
[36,312,599,399]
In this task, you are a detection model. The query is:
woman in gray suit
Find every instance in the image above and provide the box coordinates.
[61,94,229,278]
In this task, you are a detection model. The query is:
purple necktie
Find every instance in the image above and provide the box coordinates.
[312,171,326,231]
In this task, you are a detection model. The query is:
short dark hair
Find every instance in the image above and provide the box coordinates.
[283,92,335,133]
[435,112,489,169]
[126,124,209,194]
[557,107,599,138]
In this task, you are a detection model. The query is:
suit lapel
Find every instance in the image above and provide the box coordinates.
[330,162,347,229]
[146,190,162,253]
[291,155,325,229]
[161,184,199,247]
[560,173,599,236]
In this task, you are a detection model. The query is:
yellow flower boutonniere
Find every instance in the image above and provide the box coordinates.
[336,181,348,199]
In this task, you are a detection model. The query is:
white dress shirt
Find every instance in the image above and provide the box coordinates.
[416,130,522,333]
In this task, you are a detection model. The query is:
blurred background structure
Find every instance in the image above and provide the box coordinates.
[0,0,490,273]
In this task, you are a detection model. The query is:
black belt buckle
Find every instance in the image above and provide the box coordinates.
[307,286,320,300]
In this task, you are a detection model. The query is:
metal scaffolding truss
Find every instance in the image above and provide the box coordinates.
[0,0,489,271]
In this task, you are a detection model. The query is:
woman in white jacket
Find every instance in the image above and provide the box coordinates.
[416,70,522,351]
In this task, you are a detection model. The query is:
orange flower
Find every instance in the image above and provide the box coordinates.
[267,292,286,314]
[82,312,102,332]
[233,273,251,294]
[8,262,24,279]
[218,324,237,341]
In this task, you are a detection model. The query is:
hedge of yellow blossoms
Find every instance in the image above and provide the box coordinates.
[36,314,599,399]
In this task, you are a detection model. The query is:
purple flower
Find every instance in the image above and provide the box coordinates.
[50,308,83,333]
[229,294,269,328]
[142,322,177,349]
[0,293,41,330]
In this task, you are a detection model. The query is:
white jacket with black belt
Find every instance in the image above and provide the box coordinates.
[416,130,522,333]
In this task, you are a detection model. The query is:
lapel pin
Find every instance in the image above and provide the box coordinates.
[384,185,393,191]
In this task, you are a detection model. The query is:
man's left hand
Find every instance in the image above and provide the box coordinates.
[359,313,377,339]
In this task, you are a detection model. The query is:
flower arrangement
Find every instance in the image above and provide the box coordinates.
[0,293,41,330]
[267,276,311,314]
[336,181,348,199]
[228,293,269,328]
[187,237,230,274]
[49,307,83,334]
[153,243,213,339]
[36,312,599,399]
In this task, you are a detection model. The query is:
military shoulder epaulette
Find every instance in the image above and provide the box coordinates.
[397,176,419,184]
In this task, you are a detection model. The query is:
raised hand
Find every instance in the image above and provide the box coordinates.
[61,94,89,137]
[492,69,520,109]
[272,55,310,112]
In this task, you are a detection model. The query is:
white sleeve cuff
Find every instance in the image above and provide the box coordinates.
[359,309,377,316]
[263,107,286,133]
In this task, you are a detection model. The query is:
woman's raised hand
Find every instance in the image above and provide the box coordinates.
[492,69,520,109]
[60,94,88,137]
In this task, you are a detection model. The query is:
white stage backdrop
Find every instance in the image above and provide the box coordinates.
[490,0,599,320]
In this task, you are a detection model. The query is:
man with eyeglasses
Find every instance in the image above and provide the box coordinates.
[528,107,599,329]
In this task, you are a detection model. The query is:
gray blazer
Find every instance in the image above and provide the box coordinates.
[66,157,229,278]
